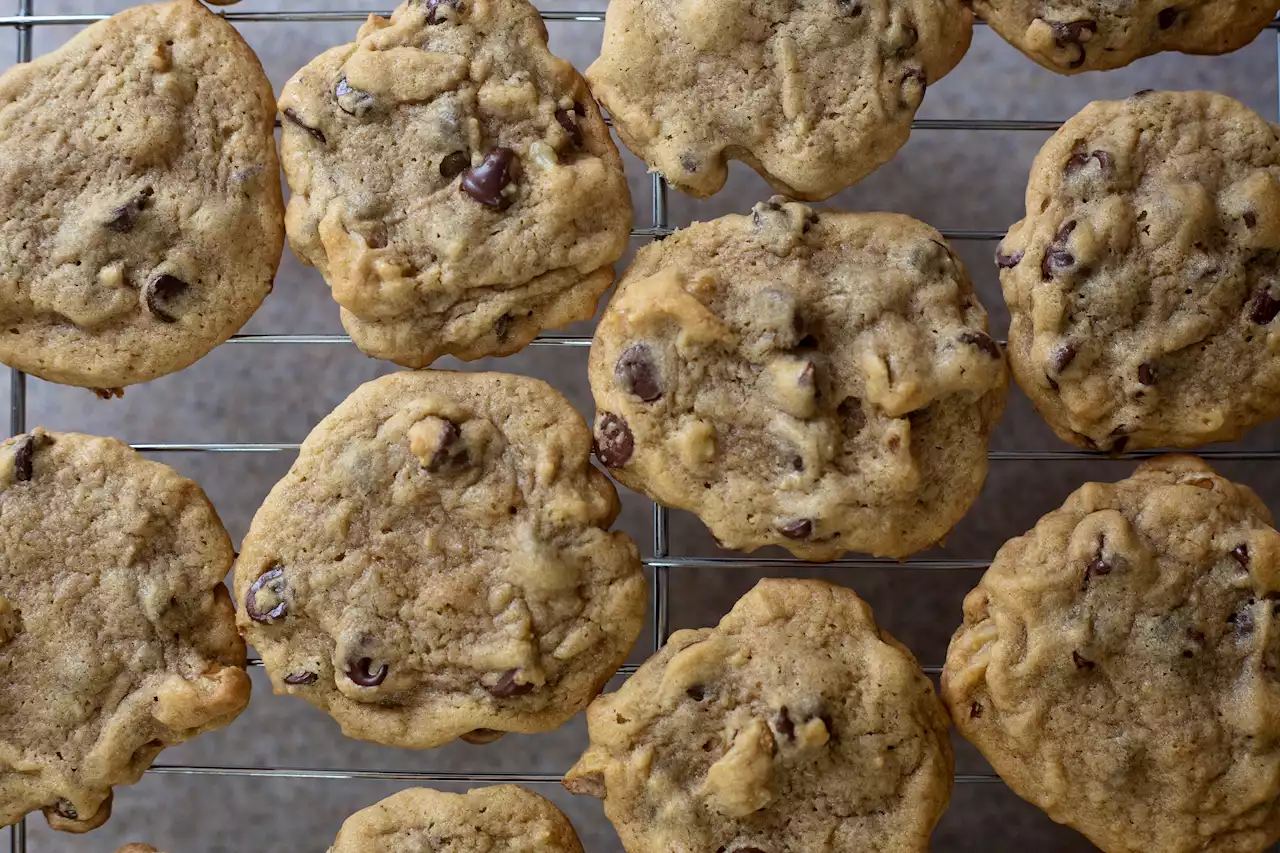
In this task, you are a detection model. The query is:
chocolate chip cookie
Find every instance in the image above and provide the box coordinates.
[944,456,1280,853]
[331,786,584,853]
[0,429,249,833]
[975,0,1280,73]
[235,370,647,749]
[565,579,954,853]
[590,200,1008,560]
[0,0,283,389]
[586,0,971,200]
[1000,91,1280,452]
[117,847,163,853]
[279,0,632,368]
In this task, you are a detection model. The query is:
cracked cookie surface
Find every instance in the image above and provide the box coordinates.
[974,0,1280,73]
[0,429,249,833]
[586,0,971,200]
[943,456,1280,853]
[330,786,584,853]
[1000,91,1280,452]
[590,200,1007,560]
[565,579,954,853]
[235,370,646,749]
[279,0,632,368]
[0,0,283,389]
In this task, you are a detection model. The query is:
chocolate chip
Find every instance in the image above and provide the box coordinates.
[105,188,152,233]
[995,248,1024,269]
[334,75,374,117]
[959,330,1001,359]
[1053,342,1078,374]
[1041,220,1077,279]
[1232,544,1251,567]
[595,413,633,468]
[775,706,795,739]
[1086,557,1112,578]
[555,108,583,147]
[1049,20,1097,68]
[245,567,287,623]
[1066,149,1113,175]
[1092,150,1114,172]
[680,152,700,173]
[143,274,188,323]
[1138,362,1157,386]
[779,519,813,539]
[1245,211,1258,229]
[282,108,326,144]
[836,0,862,15]
[900,67,927,93]
[1055,220,1078,242]
[615,344,662,401]
[460,148,517,209]
[1158,7,1179,28]
[424,0,462,23]
[970,702,983,718]
[1072,650,1095,669]
[284,671,318,685]
[733,848,767,853]
[1231,607,1256,636]
[487,669,534,698]
[440,151,470,179]
[54,800,78,820]
[346,657,388,687]
[425,419,468,472]
[1110,435,1130,455]
[1249,288,1280,324]
[686,685,706,701]
[12,433,44,482]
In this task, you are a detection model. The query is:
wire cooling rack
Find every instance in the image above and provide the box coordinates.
[6,4,1280,851]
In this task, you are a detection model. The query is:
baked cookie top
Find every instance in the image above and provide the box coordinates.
[330,786,584,853]
[0,0,283,389]
[944,456,1280,853]
[279,0,632,368]
[590,200,1007,560]
[117,846,164,853]
[1000,91,1280,452]
[565,579,954,853]
[0,429,249,833]
[235,370,646,749]
[974,0,1280,73]
[586,0,971,200]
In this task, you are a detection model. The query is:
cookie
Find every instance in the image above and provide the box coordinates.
[0,0,283,390]
[586,0,970,200]
[279,0,632,368]
[565,579,953,853]
[974,0,1280,73]
[235,370,647,749]
[1000,91,1280,452]
[590,200,1007,560]
[330,786,584,853]
[944,456,1280,853]
[117,847,163,853]
[0,429,249,833]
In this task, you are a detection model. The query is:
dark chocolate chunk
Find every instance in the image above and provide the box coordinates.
[245,567,287,623]
[460,148,517,209]
[105,188,152,233]
[970,702,983,718]
[995,248,1024,269]
[595,413,634,468]
[1053,342,1078,374]
[1158,7,1180,28]
[143,274,188,323]
[1137,362,1157,386]
[615,344,662,401]
[555,108,583,147]
[426,419,468,472]
[12,432,47,482]
[779,518,813,539]
[346,657,388,687]
[1245,211,1258,229]
[284,671,318,685]
[1049,19,1097,68]
[1249,288,1280,324]
[959,330,1001,358]
[440,151,470,179]
[1087,557,1112,578]
[487,669,535,698]
[282,108,326,144]
[1232,543,1251,567]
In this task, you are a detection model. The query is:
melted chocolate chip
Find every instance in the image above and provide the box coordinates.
[595,413,634,468]
[440,151,470,179]
[284,671,318,685]
[143,274,188,323]
[487,669,535,698]
[1232,544,1251,567]
[1041,220,1077,279]
[424,0,462,23]
[12,433,44,482]
[615,344,662,401]
[1072,650,1095,669]
[1053,342,1078,374]
[779,518,813,539]
[54,800,78,820]
[900,67,927,93]
[836,0,862,15]
[1049,20,1097,68]
[970,702,983,718]
[1245,211,1259,229]
[959,330,1001,358]
[426,419,468,472]
[1158,6,1180,28]
[245,567,287,623]
[995,248,1024,269]
[775,706,795,739]
[282,108,326,144]
[1249,288,1280,324]
[555,108,583,147]
[334,75,374,117]
[687,685,706,701]
[1138,362,1157,386]
[1087,557,1112,578]
[1066,149,1113,175]
[460,148,517,209]
[105,188,152,233]
[1231,607,1256,636]
[346,657,389,687]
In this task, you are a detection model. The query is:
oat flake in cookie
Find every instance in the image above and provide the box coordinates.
[1001,91,1280,452]
[974,0,1280,73]
[330,786,584,853]
[944,456,1280,853]
[235,371,646,749]
[0,0,283,389]
[586,0,971,200]
[0,429,249,833]
[590,200,1007,561]
[565,579,954,853]
[278,0,632,368]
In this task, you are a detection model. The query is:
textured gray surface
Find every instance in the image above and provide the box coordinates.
[2,1,1280,850]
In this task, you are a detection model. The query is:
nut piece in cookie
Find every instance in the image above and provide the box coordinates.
[330,786,584,853]
[944,455,1280,853]
[0,430,249,832]
[235,370,646,749]
[586,0,972,200]
[278,0,632,368]
[0,0,283,388]
[565,579,953,853]
[588,200,1007,560]
[1000,91,1280,451]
